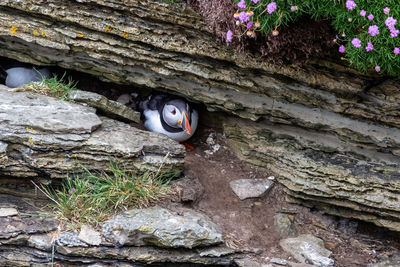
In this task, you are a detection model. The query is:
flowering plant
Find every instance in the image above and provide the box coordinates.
[227,0,400,76]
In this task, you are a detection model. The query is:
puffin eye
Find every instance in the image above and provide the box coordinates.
[171,108,176,115]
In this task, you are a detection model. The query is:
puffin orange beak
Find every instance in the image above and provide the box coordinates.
[182,111,191,134]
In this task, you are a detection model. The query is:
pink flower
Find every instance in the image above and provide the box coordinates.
[368,25,379,36]
[238,11,249,23]
[375,66,380,72]
[338,45,346,53]
[226,30,233,43]
[351,37,362,48]
[367,14,374,21]
[394,47,400,55]
[267,2,277,14]
[360,10,366,17]
[345,0,356,10]
[390,28,399,38]
[246,22,253,29]
[237,0,246,9]
[251,0,260,3]
[384,7,390,15]
[290,6,298,11]
[365,42,374,52]
[385,17,397,29]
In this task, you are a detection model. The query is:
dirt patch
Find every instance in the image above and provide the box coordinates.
[183,127,400,266]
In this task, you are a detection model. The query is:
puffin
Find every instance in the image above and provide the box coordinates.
[3,66,51,88]
[139,94,198,142]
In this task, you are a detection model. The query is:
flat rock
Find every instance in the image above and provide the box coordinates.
[55,244,234,266]
[270,258,314,267]
[172,176,204,203]
[270,257,289,265]
[56,231,88,247]
[0,214,58,240]
[28,233,54,251]
[198,246,235,257]
[368,253,400,267]
[0,207,18,217]
[280,234,334,267]
[78,225,102,246]
[229,179,274,200]
[69,90,141,123]
[274,213,296,236]
[102,206,224,248]
[234,258,263,267]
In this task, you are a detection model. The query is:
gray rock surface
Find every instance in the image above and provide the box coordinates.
[68,90,141,123]
[172,176,205,203]
[0,207,18,217]
[0,194,236,266]
[234,258,263,267]
[368,253,400,267]
[224,117,400,232]
[229,179,274,200]
[56,231,89,247]
[198,246,235,257]
[270,258,289,265]
[274,213,296,236]
[0,214,58,240]
[102,206,224,248]
[270,258,313,267]
[280,234,334,267]
[0,85,184,178]
[27,233,54,251]
[78,225,102,246]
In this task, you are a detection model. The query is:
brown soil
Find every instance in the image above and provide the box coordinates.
[182,126,400,266]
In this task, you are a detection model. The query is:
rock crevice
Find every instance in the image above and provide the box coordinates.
[0,85,184,179]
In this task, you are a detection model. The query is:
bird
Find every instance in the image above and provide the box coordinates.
[139,93,198,142]
[4,66,51,88]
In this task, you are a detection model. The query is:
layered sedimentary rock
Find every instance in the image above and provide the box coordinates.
[0,195,235,266]
[102,207,224,248]
[224,117,400,231]
[0,85,184,178]
[1,0,400,231]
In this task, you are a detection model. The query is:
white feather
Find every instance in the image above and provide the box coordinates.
[5,67,50,88]
[143,109,198,142]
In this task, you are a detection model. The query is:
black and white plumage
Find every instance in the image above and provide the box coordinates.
[139,94,198,142]
[1,66,50,88]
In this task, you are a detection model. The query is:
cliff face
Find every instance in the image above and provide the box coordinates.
[1,0,400,230]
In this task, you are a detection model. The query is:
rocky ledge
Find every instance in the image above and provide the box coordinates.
[0,194,236,266]
[0,85,184,179]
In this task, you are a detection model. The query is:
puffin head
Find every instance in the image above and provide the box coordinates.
[162,99,191,134]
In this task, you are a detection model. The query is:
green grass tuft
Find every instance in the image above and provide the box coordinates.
[27,72,77,100]
[42,161,173,228]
